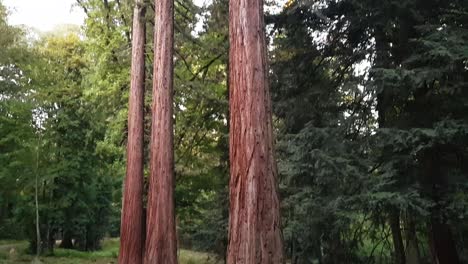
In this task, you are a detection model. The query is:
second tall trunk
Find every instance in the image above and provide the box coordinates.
[118,1,146,263]
[144,0,177,262]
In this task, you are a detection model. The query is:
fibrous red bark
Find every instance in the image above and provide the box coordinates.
[118,1,146,263]
[227,0,285,262]
[144,0,177,262]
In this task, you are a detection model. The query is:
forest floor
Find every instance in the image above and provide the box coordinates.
[0,239,220,264]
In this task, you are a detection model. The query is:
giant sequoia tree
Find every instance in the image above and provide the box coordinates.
[227,0,284,262]
[118,0,146,263]
[144,0,178,262]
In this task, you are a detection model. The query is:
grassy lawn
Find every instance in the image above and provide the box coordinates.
[0,239,220,264]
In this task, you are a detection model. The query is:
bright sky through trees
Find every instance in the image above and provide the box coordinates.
[3,0,85,31]
[3,0,282,32]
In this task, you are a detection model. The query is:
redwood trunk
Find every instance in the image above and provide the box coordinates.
[118,1,146,263]
[227,0,284,262]
[144,0,177,262]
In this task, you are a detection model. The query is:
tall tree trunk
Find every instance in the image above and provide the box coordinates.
[144,0,177,262]
[389,209,406,264]
[35,141,41,258]
[227,0,284,262]
[118,1,146,263]
[421,149,460,264]
[430,218,459,264]
[428,231,440,264]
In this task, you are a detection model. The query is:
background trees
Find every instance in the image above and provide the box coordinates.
[0,2,35,240]
[269,0,468,263]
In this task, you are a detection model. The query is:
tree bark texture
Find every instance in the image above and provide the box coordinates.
[144,0,177,262]
[118,1,146,263]
[227,0,284,262]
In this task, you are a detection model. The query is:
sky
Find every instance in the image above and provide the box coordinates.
[3,0,85,32]
[3,0,283,32]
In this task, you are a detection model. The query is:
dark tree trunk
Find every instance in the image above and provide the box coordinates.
[118,1,146,263]
[430,219,459,264]
[405,217,421,264]
[144,0,177,262]
[428,231,440,264]
[60,230,74,249]
[421,149,460,264]
[45,223,55,255]
[389,210,406,264]
[226,0,284,262]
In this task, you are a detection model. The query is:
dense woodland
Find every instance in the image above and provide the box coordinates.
[1,0,467,263]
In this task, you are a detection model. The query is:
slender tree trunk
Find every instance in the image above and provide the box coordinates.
[428,231,440,264]
[144,0,177,262]
[118,1,146,263]
[389,209,406,264]
[47,227,55,255]
[227,0,284,262]
[35,142,41,258]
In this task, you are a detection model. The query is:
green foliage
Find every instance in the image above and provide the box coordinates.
[174,0,230,256]
[0,1,117,251]
[0,1,35,240]
[270,0,468,263]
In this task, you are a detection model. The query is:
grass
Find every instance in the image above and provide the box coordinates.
[179,249,220,264]
[0,241,24,247]
[0,239,220,264]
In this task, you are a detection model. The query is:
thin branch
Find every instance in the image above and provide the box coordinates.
[76,0,89,15]
[190,53,223,81]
